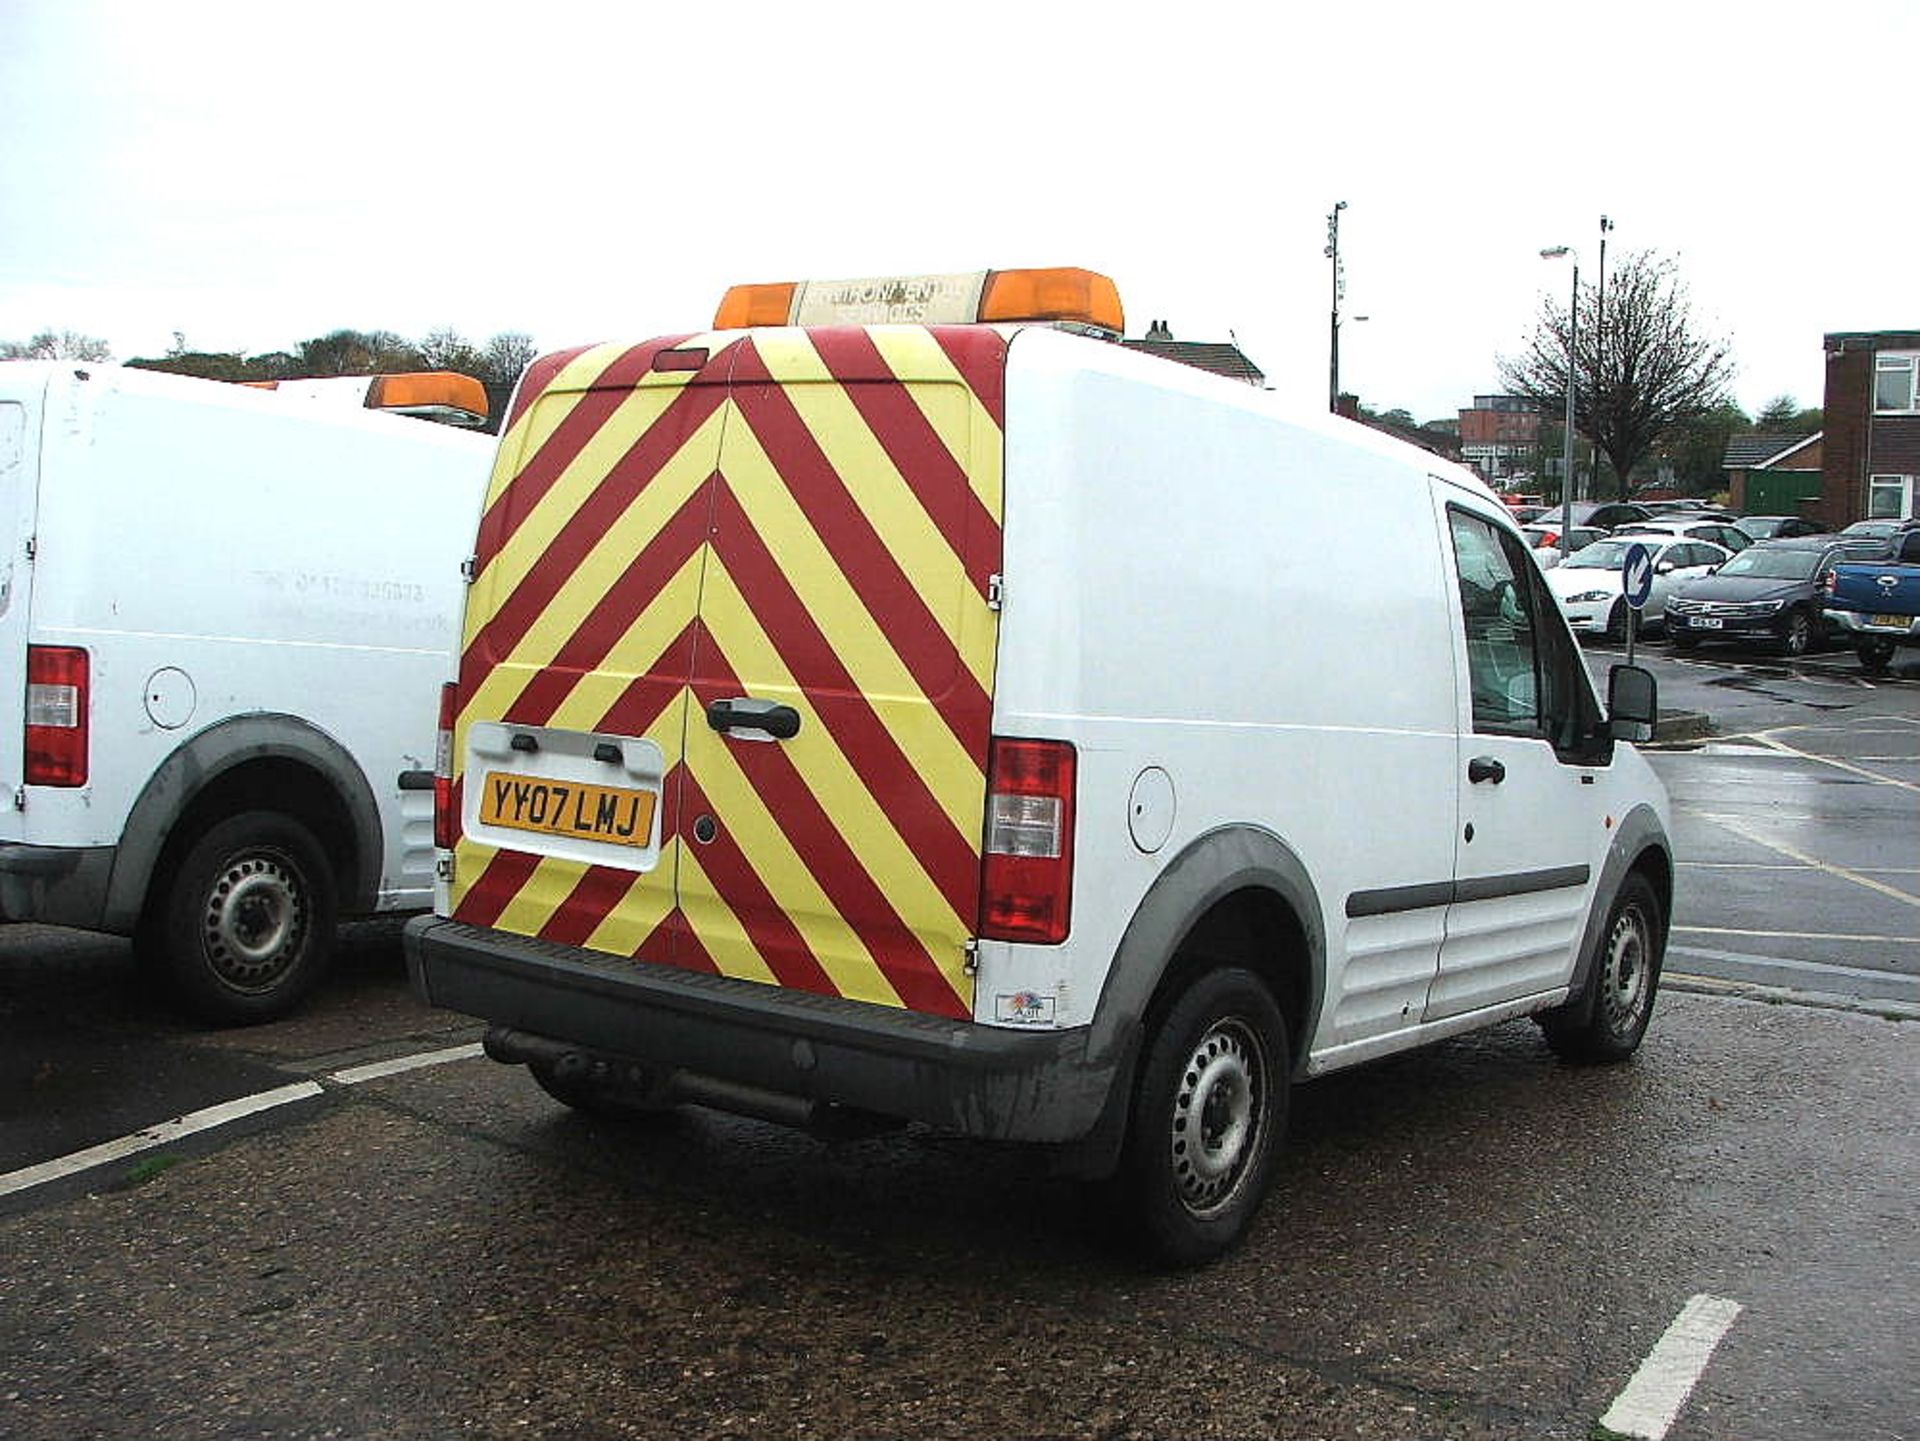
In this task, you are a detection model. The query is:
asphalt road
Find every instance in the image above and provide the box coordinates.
[2,641,1916,1440]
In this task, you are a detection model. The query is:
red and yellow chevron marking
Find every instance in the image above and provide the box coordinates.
[448,325,1006,1020]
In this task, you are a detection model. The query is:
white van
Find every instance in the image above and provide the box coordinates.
[0,362,493,1021]
[406,269,1672,1262]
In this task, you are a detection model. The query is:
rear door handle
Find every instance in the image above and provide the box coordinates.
[1468,755,1506,785]
[706,697,802,740]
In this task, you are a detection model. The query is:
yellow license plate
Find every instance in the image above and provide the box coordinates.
[1870,615,1909,629]
[479,772,657,847]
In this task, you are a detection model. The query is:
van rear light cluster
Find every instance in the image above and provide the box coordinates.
[433,682,457,849]
[979,737,1076,944]
[25,645,89,787]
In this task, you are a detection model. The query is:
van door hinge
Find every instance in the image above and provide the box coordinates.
[459,554,478,583]
[986,574,1004,612]
[24,536,36,562]
[963,938,980,975]
[12,787,25,812]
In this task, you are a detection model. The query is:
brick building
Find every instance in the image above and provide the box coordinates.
[1457,394,1543,485]
[1820,330,1920,529]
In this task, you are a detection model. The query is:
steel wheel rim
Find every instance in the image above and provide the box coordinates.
[1169,1017,1267,1217]
[202,853,306,992]
[1598,905,1650,1036]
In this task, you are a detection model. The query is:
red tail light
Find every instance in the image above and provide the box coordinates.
[25,646,90,787]
[979,737,1076,944]
[433,682,457,850]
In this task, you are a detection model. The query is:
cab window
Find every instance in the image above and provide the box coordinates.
[1448,508,1607,763]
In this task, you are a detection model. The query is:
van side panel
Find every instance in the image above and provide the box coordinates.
[990,329,1462,1050]
[0,375,44,804]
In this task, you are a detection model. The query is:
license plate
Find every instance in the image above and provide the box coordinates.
[1694,616,1722,629]
[1870,615,1909,629]
[479,772,657,847]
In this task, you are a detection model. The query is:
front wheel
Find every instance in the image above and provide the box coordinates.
[1540,873,1665,1063]
[156,811,338,1024]
[1604,600,1629,643]
[1107,967,1289,1266]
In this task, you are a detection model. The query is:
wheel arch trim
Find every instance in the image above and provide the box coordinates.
[104,714,384,930]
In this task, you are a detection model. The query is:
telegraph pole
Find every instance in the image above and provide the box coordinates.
[1326,201,1347,412]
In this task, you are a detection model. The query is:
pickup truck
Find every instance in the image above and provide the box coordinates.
[1824,527,1920,674]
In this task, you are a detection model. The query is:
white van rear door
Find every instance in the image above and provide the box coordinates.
[1429,504,1608,1019]
[0,370,45,814]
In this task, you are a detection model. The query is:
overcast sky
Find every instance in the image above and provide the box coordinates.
[3,1,1912,423]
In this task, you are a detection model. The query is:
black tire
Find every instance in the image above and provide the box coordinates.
[1777,607,1815,657]
[1540,873,1665,1064]
[1108,967,1289,1266]
[1858,640,1895,676]
[528,1056,675,1119]
[1668,631,1699,651]
[1602,600,1629,643]
[157,811,337,1024]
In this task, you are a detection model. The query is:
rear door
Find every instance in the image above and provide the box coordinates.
[677,326,1006,1019]
[0,370,45,821]
[447,336,738,965]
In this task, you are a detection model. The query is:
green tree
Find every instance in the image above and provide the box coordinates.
[1500,250,1735,500]
[1666,401,1750,494]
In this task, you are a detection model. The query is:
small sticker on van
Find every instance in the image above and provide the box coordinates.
[995,991,1056,1025]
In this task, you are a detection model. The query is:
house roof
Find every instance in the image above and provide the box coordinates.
[1120,339,1266,386]
[1722,432,1815,469]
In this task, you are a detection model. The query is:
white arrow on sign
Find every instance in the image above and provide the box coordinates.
[1622,542,1655,610]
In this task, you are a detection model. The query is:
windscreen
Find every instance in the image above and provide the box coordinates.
[1717,548,1818,580]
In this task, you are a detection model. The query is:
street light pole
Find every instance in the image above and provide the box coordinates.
[1541,246,1579,561]
[1326,201,1347,412]
[1595,214,1613,496]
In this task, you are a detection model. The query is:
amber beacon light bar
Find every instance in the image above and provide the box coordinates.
[714,267,1125,337]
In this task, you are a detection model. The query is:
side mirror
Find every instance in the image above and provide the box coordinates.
[1608,664,1658,744]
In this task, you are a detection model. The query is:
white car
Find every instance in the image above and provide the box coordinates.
[1547,536,1731,637]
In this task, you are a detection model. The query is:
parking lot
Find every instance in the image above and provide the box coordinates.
[2,643,1917,1441]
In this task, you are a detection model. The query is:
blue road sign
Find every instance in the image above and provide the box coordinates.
[1622,542,1654,610]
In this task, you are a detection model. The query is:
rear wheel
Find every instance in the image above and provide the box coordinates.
[1540,873,1665,1063]
[1108,967,1289,1266]
[1858,639,1896,676]
[156,811,337,1024]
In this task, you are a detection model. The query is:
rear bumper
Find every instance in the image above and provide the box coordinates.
[405,916,1123,1146]
[1823,609,1920,642]
[0,844,116,928]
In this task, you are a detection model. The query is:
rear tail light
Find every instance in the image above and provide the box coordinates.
[433,682,457,849]
[979,737,1076,944]
[25,645,90,787]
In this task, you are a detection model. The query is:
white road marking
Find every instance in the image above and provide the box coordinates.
[1,1042,488,1202]
[1675,925,1920,945]
[0,1081,324,1199]
[1600,1294,1743,1439]
[328,1041,485,1085]
[1744,731,1920,793]
[1693,813,1920,910]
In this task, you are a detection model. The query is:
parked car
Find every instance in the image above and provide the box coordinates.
[1840,518,1920,543]
[1666,537,1877,657]
[1824,527,1920,673]
[1735,515,1825,542]
[1520,522,1607,569]
[1567,501,1658,531]
[1642,499,1738,521]
[1546,535,1732,638]
[1611,518,1753,554]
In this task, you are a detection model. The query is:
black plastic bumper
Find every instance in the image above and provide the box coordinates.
[404,916,1121,1145]
[0,844,116,928]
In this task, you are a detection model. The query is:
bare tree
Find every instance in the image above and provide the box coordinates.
[419,326,483,375]
[1500,251,1734,499]
[2,329,112,361]
[480,331,537,385]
